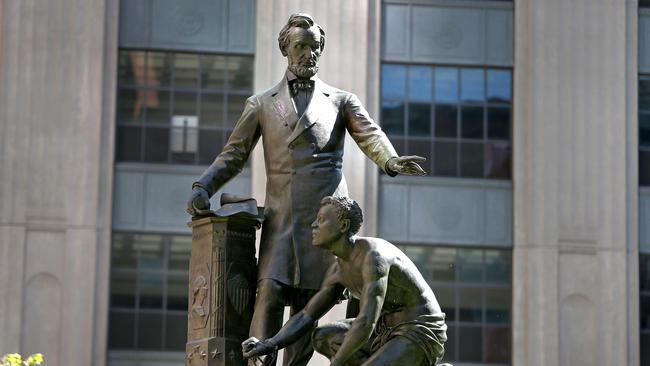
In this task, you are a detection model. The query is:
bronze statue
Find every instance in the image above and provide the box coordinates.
[242,196,447,366]
[187,13,425,366]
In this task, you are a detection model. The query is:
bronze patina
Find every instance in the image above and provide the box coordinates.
[187,13,426,366]
[242,197,447,366]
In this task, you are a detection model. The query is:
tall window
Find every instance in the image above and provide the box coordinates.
[115,51,254,165]
[109,233,191,351]
[381,64,512,178]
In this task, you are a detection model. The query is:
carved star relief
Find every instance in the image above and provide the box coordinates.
[211,348,221,359]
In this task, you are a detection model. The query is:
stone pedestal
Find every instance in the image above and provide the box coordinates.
[186,215,260,366]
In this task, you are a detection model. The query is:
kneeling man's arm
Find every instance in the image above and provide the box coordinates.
[243,273,344,359]
[331,253,389,366]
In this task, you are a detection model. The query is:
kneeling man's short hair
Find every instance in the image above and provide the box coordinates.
[320,196,363,236]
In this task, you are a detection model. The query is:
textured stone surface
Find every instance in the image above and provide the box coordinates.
[0,0,118,365]
[512,0,637,365]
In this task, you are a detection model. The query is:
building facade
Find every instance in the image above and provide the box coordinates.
[0,0,643,365]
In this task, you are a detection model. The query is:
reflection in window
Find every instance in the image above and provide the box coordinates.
[381,64,512,179]
[640,77,650,185]
[399,245,512,365]
[115,50,254,165]
[108,232,191,351]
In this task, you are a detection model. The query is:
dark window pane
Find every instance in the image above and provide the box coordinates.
[136,235,164,269]
[641,78,650,111]
[408,66,432,102]
[199,130,224,165]
[485,142,511,179]
[435,105,457,138]
[642,295,650,329]
[174,53,199,89]
[458,326,482,362]
[485,288,510,324]
[641,255,650,292]
[144,90,171,125]
[434,141,458,176]
[112,233,137,269]
[165,313,188,350]
[381,100,405,135]
[139,273,164,309]
[200,54,227,89]
[484,326,511,363]
[125,51,147,87]
[485,249,512,283]
[431,247,456,282]
[117,88,140,124]
[459,288,482,322]
[640,150,650,185]
[641,112,650,147]
[488,107,511,140]
[458,249,482,282]
[228,95,249,127]
[228,56,254,90]
[436,287,455,322]
[118,51,137,86]
[169,236,191,271]
[642,333,650,365]
[173,91,198,116]
[460,142,484,177]
[407,140,431,173]
[144,127,170,163]
[487,70,512,103]
[110,272,136,308]
[382,64,406,100]
[461,106,483,139]
[461,68,484,103]
[408,103,431,137]
[137,312,163,350]
[167,275,188,311]
[108,311,135,349]
[435,67,458,103]
[148,52,172,87]
[200,93,225,128]
[115,126,142,162]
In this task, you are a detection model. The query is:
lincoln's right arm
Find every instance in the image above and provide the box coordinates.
[187,95,261,214]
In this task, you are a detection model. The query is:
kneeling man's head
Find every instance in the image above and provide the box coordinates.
[311,196,363,248]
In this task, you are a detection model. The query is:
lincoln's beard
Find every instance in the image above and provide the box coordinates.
[289,63,319,78]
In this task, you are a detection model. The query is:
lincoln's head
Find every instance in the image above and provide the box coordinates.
[278,13,325,78]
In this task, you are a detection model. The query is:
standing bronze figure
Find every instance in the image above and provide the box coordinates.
[187,13,425,366]
[242,197,447,366]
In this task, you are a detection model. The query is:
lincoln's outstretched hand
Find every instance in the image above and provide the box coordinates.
[387,155,427,176]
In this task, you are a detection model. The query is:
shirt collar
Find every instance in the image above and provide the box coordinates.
[285,69,317,83]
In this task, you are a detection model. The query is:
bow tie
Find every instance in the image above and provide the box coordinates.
[290,79,314,95]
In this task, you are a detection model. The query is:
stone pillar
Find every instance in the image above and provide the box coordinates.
[186,215,259,366]
[0,0,118,365]
[512,0,637,365]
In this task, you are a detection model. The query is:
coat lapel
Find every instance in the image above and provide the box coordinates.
[286,77,328,146]
[272,78,299,131]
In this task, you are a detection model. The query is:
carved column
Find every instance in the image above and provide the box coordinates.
[186,216,259,366]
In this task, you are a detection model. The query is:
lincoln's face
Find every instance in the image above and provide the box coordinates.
[285,26,322,78]
[311,204,343,248]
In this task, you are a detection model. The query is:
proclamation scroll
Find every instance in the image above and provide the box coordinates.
[185,195,262,366]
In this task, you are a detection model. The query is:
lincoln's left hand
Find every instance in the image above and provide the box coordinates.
[387,155,427,176]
